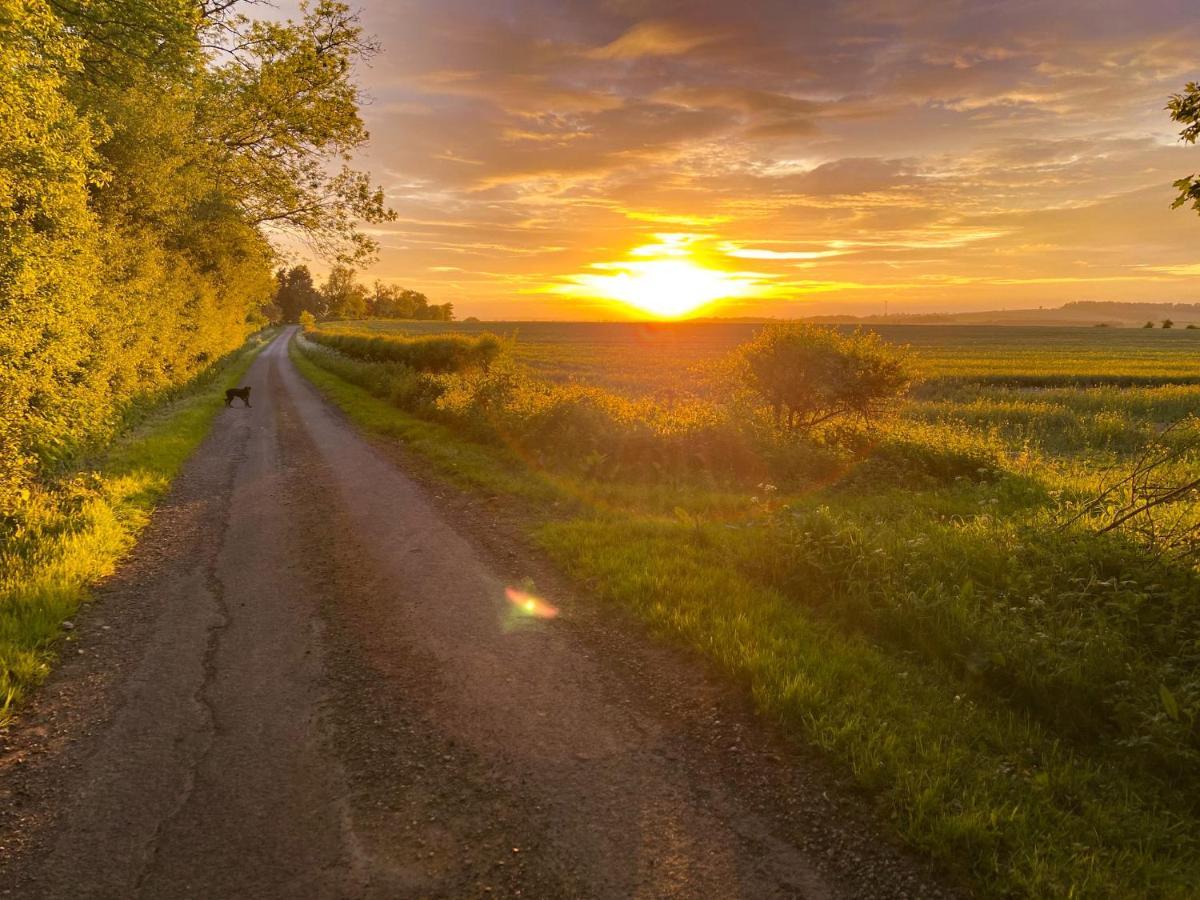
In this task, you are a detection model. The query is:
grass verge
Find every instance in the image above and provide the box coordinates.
[292,335,1200,898]
[0,330,274,723]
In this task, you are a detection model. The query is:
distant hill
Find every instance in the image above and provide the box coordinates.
[797,301,1200,327]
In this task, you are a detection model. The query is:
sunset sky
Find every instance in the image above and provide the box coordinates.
[294,0,1200,319]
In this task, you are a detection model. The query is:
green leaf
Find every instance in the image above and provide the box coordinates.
[1159,684,1180,721]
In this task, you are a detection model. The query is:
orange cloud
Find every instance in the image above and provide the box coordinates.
[330,0,1200,318]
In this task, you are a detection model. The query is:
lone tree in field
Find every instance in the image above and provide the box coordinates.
[736,324,912,432]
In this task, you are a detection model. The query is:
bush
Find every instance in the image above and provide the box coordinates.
[299,310,316,328]
[733,324,912,432]
[306,328,502,373]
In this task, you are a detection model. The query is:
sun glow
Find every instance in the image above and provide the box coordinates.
[552,235,770,318]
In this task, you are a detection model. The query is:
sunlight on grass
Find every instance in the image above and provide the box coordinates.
[292,322,1200,897]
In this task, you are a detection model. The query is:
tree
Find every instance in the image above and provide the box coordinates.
[0,0,100,517]
[1144,321,1155,328]
[365,283,454,320]
[198,1,395,264]
[370,283,429,318]
[733,324,912,432]
[1163,318,1175,329]
[274,265,323,323]
[1169,82,1200,213]
[1,0,391,527]
[321,266,369,320]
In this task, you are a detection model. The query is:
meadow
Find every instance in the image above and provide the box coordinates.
[295,321,1200,898]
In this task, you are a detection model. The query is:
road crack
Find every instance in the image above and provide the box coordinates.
[129,430,249,894]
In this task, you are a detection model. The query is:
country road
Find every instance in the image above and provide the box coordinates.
[0,330,956,899]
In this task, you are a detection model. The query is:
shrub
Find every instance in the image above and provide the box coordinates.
[733,324,913,432]
[299,310,316,328]
[306,328,502,373]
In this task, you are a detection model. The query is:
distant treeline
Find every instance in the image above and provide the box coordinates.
[801,300,1200,327]
[0,1,389,520]
[273,265,454,323]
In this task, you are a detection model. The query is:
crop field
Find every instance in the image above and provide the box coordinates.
[296,321,1200,897]
[348,319,1200,391]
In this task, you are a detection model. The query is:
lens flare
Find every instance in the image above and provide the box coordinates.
[505,586,559,620]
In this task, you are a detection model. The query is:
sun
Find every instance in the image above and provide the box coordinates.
[579,258,761,318]
[552,236,767,318]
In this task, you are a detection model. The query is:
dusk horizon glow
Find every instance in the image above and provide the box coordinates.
[287,1,1200,320]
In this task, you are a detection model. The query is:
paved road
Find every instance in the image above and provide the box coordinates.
[0,330,954,898]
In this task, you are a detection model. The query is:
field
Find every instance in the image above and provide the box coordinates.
[349,320,1200,390]
[295,321,1200,897]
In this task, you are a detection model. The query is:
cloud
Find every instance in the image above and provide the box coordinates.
[586,19,730,60]
[336,0,1200,317]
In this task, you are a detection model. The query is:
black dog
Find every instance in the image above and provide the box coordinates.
[224,386,252,408]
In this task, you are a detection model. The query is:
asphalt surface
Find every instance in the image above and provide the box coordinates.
[0,329,959,898]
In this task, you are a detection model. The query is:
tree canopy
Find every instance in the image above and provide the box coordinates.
[1169,82,1200,213]
[734,324,912,433]
[0,0,391,522]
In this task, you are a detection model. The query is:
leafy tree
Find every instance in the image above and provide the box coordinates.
[197,0,395,263]
[366,283,455,320]
[0,0,100,515]
[1144,321,1156,328]
[274,265,324,323]
[321,265,369,320]
[1169,82,1200,213]
[733,324,912,432]
[370,282,429,318]
[0,0,391,526]
[1163,318,1174,329]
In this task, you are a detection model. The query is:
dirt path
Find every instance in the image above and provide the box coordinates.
[0,330,959,899]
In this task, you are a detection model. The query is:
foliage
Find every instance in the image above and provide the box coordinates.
[274,265,324,323]
[369,282,453,320]
[1,0,388,529]
[1169,81,1200,213]
[1063,418,1200,565]
[731,324,912,431]
[321,265,369,320]
[195,0,394,263]
[2,333,270,724]
[0,0,100,518]
[297,321,1200,898]
[306,327,502,373]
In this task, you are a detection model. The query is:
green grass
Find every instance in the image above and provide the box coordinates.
[294,323,1200,897]
[0,331,274,723]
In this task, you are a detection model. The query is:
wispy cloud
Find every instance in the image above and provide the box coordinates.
[341,0,1200,317]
